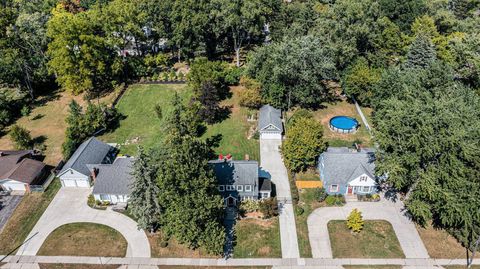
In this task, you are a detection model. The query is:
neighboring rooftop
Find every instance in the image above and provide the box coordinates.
[0,150,46,184]
[209,159,259,185]
[90,157,135,195]
[320,147,376,185]
[59,137,115,176]
[258,105,283,132]
[259,178,272,192]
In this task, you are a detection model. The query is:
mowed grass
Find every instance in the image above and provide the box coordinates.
[37,222,127,257]
[328,220,405,258]
[100,84,191,155]
[233,218,281,258]
[295,188,324,257]
[416,224,471,259]
[148,230,217,258]
[311,100,372,147]
[0,179,60,255]
[0,91,117,165]
[202,86,259,161]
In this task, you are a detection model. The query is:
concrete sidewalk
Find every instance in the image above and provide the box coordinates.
[260,138,300,259]
[307,196,429,259]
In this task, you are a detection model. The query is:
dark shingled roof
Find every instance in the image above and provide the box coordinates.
[0,150,34,177]
[258,105,283,132]
[259,178,272,192]
[208,160,259,185]
[59,137,114,177]
[1,157,46,184]
[90,157,135,195]
[320,147,376,185]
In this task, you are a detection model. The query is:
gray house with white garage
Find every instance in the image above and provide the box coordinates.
[88,157,135,204]
[209,157,272,207]
[58,137,116,188]
[258,105,283,140]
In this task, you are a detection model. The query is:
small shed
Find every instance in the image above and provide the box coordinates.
[258,105,283,140]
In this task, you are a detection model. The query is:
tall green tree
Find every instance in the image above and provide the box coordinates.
[342,57,381,106]
[129,147,162,233]
[9,125,32,150]
[247,35,337,109]
[405,34,437,69]
[282,116,326,172]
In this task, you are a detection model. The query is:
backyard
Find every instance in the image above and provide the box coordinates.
[37,222,127,257]
[0,179,60,255]
[328,220,404,258]
[233,217,281,258]
[101,84,259,161]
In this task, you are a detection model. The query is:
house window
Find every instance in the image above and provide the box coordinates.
[218,185,225,192]
[329,184,339,192]
[360,176,368,182]
[245,185,252,192]
[100,194,109,201]
[236,185,243,192]
[362,186,370,192]
[226,185,234,191]
[260,192,270,199]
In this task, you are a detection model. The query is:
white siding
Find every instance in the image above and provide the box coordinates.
[348,174,376,187]
[1,180,27,191]
[59,169,90,188]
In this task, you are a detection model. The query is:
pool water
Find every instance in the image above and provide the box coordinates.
[330,116,358,133]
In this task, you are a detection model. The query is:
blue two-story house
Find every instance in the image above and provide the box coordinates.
[318,147,377,196]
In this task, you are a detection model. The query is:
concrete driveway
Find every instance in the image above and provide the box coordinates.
[307,196,429,259]
[0,195,23,232]
[16,187,151,257]
[260,138,300,259]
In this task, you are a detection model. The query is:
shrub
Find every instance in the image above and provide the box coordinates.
[9,125,32,149]
[225,66,244,85]
[159,240,168,248]
[21,106,31,117]
[347,208,364,233]
[239,199,260,213]
[177,72,185,81]
[295,206,304,216]
[169,70,177,81]
[161,72,169,81]
[87,195,95,208]
[96,200,102,206]
[252,131,260,140]
[313,187,328,202]
[325,194,346,206]
[372,193,380,201]
[151,73,158,81]
[259,197,278,219]
[238,77,263,109]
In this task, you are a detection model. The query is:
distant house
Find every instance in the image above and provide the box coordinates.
[209,157,272,207]
[318,147,377,196]
[258,105,283,140]
[88,157,135,204]
[0,150,48,193]
[58,137,116,188]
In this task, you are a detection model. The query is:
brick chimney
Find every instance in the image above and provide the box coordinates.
[91,167,98,181]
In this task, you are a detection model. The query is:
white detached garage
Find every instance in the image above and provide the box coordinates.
[258,105,283,140]
[58,137,115,188]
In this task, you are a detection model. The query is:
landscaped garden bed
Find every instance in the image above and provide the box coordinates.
[0,179,60,255]
[328,220,405,258]
[37,222,127,257]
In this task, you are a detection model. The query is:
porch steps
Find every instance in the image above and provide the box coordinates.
[345,195,358,202]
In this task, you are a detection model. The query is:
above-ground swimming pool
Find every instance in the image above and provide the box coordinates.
[329,116,359,134]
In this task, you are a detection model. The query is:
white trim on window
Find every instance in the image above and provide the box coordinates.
[236,185,243,192]
[244,185,252,192]
[226,185,234,191]
[362,186,370,192]
[329,184,339,192]
[218,185,225,192]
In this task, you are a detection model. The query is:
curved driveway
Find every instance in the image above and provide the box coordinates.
[16,188,151,257]
[307,197,429,259]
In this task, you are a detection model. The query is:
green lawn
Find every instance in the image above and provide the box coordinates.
[0,179,60,255]
[100,84,259,161]
[38,222,127,257]
[328,220,405,258]
[233,218,281,258]
[100,84,191,155]
[202,86,259,161]
[295,188,324,257]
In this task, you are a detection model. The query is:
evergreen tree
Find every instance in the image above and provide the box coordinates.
[405,34,437,69]
[9,125,32,150]
[129,147,162,233]
[347,208,364,233]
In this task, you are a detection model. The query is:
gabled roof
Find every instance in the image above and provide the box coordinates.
[259,178,272,192]
[91,157,135,195]
[208,160,259,186]
[258,105,283,132]
[2,158,46,184]
[59,137,114,177]
[0,150,34,176]
[319,147,376,186]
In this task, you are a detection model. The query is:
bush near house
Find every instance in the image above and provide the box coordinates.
[325,194,346,206]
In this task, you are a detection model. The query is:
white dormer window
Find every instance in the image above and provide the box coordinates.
[236,185,243,192]
[245,185,252,192]
[218,185,225,192]
[360,176,368,182]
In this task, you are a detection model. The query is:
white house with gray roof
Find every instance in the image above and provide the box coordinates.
[258,105,283,140]
[89,157,135,204]
[209,158,272,207]
[58,137,116,188]
[318,147,377,196]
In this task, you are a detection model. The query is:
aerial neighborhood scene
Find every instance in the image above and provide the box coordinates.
[0,0,479,269]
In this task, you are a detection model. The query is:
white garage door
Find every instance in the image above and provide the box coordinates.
[76,180,90,187]
[1,182,26,191]
[260,132,282,140]
[62,179,89,188]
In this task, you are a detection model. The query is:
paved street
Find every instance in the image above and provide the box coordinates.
[260,138,300,259]
[307,195,429,259]
[0,195,22,232]
[15,187,151,257]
